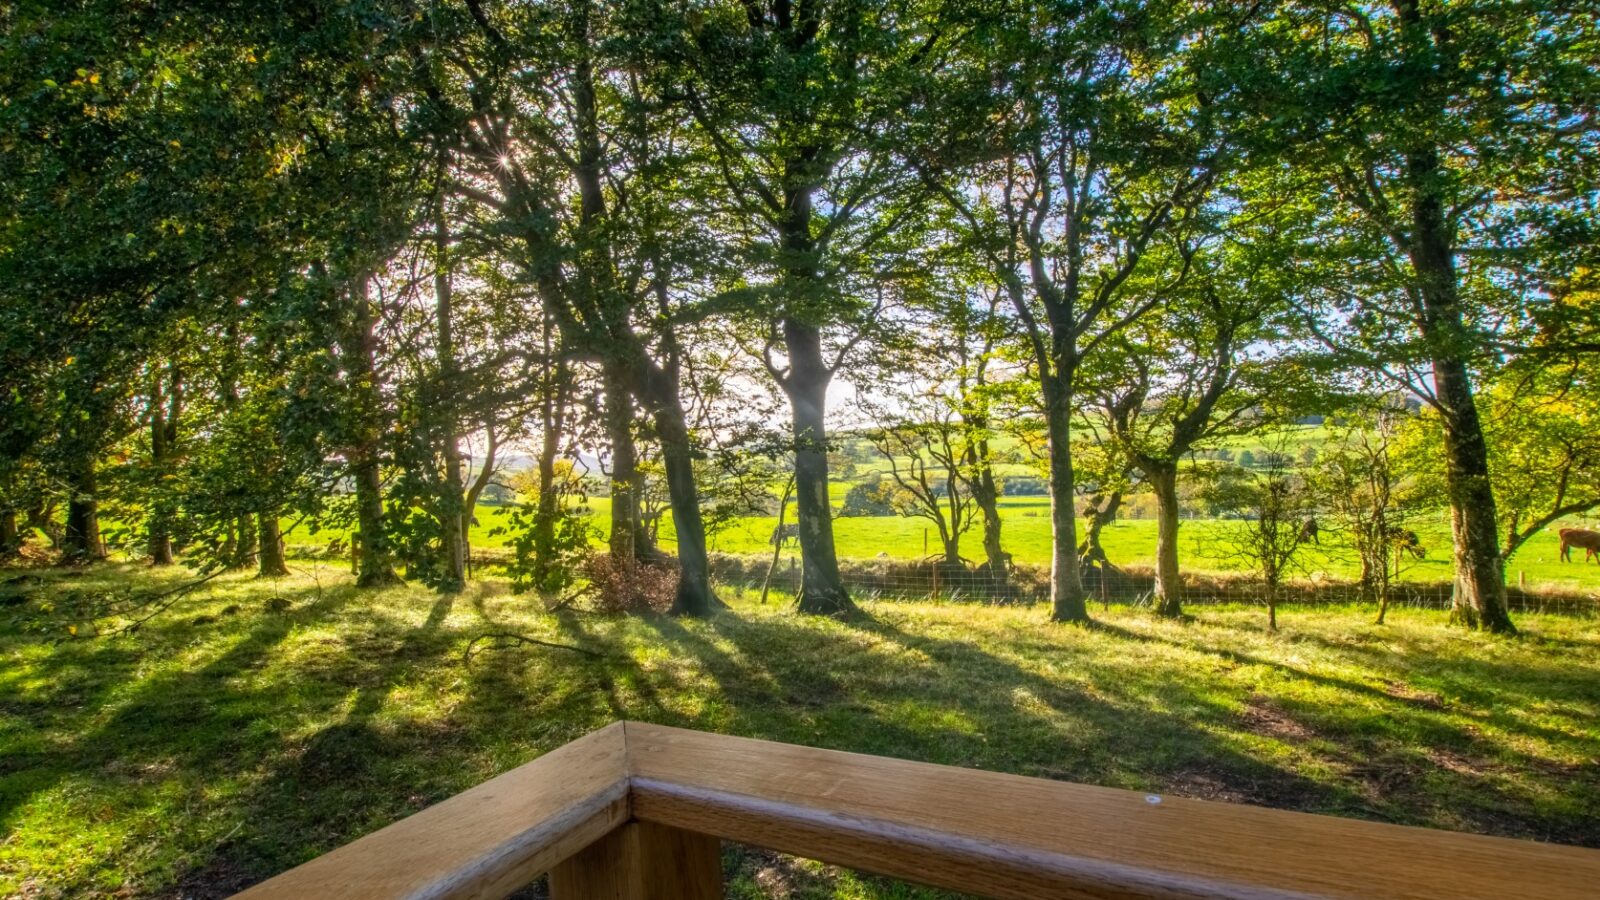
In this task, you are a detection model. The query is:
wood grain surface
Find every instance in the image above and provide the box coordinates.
[549,821,722,899]
[233,723,629,900]
[624,722,1600,900]
[231,720,1600,900]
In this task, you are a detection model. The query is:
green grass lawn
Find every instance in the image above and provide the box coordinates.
[274,482,1600,597]
[2,564,1597,898]
[678,499,1600,594]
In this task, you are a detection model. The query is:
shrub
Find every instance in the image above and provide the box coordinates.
[582,553,677,615]
[841,477,897,516]
[1000,476,1048,496]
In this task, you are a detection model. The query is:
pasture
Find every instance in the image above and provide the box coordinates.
[2,564,1597,898]
[283,495,1600,597]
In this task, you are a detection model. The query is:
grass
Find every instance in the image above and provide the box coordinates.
[271,471,1600,598]
[683,499,1600,594]
[2,563,1597,898]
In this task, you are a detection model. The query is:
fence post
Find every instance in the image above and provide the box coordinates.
[549,821,722,899]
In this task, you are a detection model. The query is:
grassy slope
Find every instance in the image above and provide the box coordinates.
[2,565,1597,898]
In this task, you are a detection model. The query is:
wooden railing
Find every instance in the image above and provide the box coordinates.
[234,721,1600,899]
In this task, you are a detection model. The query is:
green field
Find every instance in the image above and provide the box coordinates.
[259,425,1600,595]
[276,493,1600,596]
[2,565,1597,898]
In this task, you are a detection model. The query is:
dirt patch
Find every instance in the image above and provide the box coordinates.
[167,850,260,899]
[1383,680,1447,710]
[1159,761,1332,812]
[1161,769,1260,805]
[1236,696,1318,742]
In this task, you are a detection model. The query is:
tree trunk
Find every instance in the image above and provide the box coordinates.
[351,460,396,586]
[1043,374,1088,622]
[26,501,62,550]
[435,211,467,592]
[969,440,1008,591]
[340,276,401,588]
[148,523,174,566]
[633,360,719,617]
[257,512,289,578]
[231,514,257,570]
[62,462,104,562]
[1375,558,1392,625]
[941,523,962,567]
[146,362,181,566]
[532,358,566,593]
[439,442,467,591]
[782,319,856,616]
[1080,491,1122,569]
[1147,464,1184,617]
[761,479,795,605]
[1406,148,1514,634]
[461,425,499,577]
[603,362,660,562]
[1433,366,1512,632]
[0,508,18,556]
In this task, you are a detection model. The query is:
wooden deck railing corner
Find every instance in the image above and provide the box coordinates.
[234,720,1600,900]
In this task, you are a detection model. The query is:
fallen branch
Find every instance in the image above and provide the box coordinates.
[542,586,591,614]
[463,631,603,664]
[65,566,239,639]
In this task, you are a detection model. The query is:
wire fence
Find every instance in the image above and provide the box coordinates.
[284,534,1600,617]
[705,553,1599,617]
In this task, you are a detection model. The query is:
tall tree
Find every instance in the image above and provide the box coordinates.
[1081,226,1309,617]
[143,359,184,565]
[335,272,403,588]
[937,0,1227,621]
[659,0,969,615]
[413,0,722,614]
[1241,0,1600,631]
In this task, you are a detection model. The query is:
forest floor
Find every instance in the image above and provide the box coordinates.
[2,564,1598,898]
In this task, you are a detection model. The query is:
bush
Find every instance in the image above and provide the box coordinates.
[1000,476,1048,496]
[841,477,897,516]
[582,553,677,614]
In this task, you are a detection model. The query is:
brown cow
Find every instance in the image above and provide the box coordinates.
[1298,517,1320,545]
[1386,526,1425,561]
[1558,528,1600,563]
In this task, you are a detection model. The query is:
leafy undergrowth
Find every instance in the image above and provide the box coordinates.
[1,564,1597,898]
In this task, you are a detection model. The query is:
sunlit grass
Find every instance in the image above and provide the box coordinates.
[4,564,1594,898]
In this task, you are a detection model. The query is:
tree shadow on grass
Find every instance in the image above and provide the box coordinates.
[0,583,353,827]
[158,591,485,897]
[164,589,656,899]
[17,581,1596,899]
[611,606,1352,820]
[1080,618,1600,845]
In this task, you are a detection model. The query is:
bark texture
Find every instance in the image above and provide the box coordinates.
[146,364,181,566]
[782,319,855,616]
[0,509,18,556]
[62,462,104,562]
[1147,464,1184,617]
[1407,151,1514,634]
[340,277,402,588]
[257,512,290,578]
[632,359,719,617]
[1043,374,1088,622]
[603,363,660,562]
[434,210,467,591]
